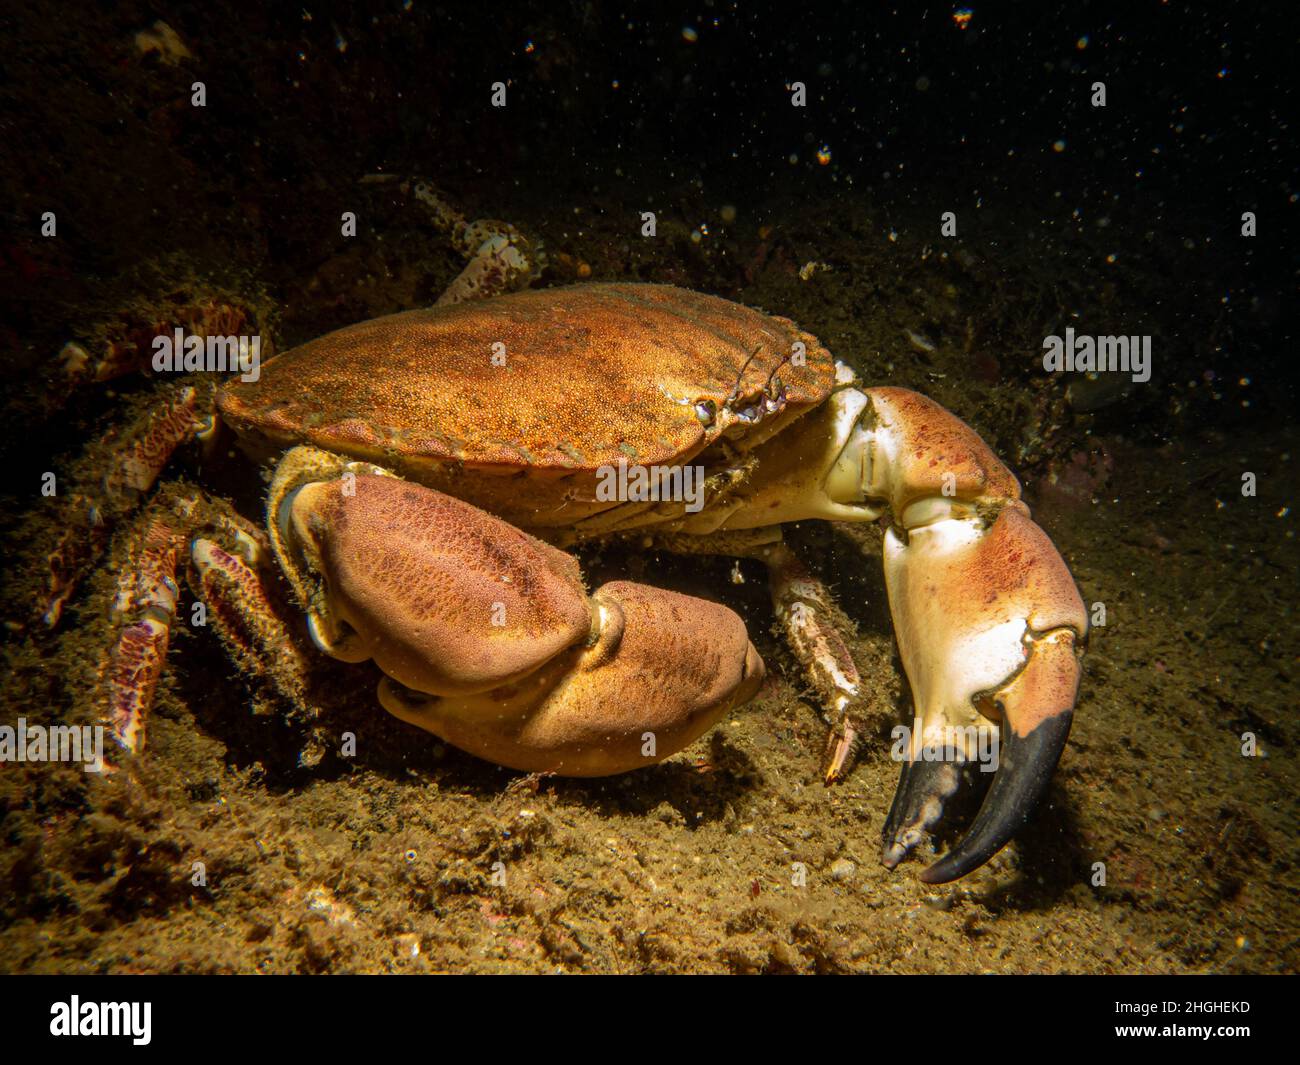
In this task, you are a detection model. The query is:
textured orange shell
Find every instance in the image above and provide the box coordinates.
[217,283,834,474]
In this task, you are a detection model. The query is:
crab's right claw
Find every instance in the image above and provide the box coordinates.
[267,448,764,777]
[860,389,1088,882]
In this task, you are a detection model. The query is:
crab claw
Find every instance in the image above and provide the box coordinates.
[913,631,1080,884]
[860,389,1087,881]
[266,447,764,776]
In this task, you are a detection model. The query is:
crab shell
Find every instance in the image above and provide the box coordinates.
[217,283,834,527]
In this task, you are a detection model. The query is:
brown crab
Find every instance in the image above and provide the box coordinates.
[53,280,1086,883]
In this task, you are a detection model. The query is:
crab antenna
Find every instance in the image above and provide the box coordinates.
[762,350,792,395]
[726,345,764,404]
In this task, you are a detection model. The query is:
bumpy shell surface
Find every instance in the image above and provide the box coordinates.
[218,283,834,473]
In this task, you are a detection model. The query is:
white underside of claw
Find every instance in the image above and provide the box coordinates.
[884,518,1029,756]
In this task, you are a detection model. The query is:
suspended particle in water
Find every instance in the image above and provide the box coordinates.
[953,8,974,31]
[816,145,832,165]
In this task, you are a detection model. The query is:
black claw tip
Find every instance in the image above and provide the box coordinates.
[881,753,965,869]
[920,711,1073,884]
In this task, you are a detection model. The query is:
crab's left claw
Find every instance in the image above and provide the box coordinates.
[858,389,1088,882]
[910,629,1081,884]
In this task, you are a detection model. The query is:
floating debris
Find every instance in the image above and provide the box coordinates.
[133,20,193,66]
[798,260,831,281]
[905,328,937,354]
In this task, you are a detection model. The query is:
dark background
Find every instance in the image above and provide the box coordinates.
[0,0,1295,427]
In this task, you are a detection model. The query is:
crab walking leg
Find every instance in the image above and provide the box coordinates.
[406,180,538,304]
[433,228,536,305]
[267,447,765,776]
[101,511,185,754]
[758,542,866,782]
[856,389,1088,882]
[55,297,267,398]
[99,489,316,755]
[189,507,313,713]
[44,380,212,627]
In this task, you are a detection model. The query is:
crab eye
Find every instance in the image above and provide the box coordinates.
[694,399,717,426]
